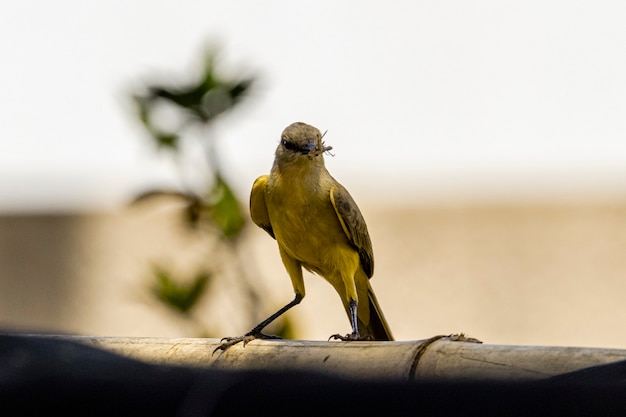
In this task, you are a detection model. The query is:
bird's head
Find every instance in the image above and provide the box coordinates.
[275,122,333,163]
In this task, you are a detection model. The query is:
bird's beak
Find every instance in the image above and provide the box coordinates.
[300,141,317,155]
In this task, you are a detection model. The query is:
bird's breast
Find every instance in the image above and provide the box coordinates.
[266,179,351,269]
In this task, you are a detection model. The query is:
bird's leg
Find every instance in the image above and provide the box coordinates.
[329,299,361,341]
[213,293,303,353]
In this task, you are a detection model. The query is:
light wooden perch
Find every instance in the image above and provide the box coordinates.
[40,334,626,381]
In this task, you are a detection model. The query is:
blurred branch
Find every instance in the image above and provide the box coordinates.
[128,47,293,339]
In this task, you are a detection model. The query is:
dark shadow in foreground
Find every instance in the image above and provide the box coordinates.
[2,333,625,417]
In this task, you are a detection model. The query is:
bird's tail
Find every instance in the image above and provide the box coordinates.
[358,280,394,341]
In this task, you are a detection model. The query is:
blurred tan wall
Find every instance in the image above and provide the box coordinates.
[2,200,626,349]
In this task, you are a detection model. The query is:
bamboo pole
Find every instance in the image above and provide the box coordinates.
[39,334,626,381]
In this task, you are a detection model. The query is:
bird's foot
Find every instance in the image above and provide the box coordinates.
[328,331,361,342]
[447,333,483,344]
[213,331,282,354]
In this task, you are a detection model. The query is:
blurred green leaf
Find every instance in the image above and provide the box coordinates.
[133,95,150,126]
[206,175,245,239]
[154,132,180,150]
[227,79,253,104]
[146,52,253,123]
[152,269,211,314]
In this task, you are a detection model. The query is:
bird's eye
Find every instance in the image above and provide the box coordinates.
[281,139,299,152]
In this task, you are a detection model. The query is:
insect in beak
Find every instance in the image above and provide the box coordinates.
[321,130,334,156]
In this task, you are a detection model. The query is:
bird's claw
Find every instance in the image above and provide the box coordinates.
[213,331,282,354]
[213,335,256,354]
[328,332,361,342]
[447,333,483,344]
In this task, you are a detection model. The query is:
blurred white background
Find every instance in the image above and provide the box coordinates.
[1,1,625,211]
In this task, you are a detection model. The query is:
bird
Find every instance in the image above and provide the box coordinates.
[215,122,393,352]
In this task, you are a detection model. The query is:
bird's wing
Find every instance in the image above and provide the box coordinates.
[330,184,374,278]
[250,175,275,239]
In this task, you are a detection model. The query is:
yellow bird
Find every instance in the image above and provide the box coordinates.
[215,122,393,352]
